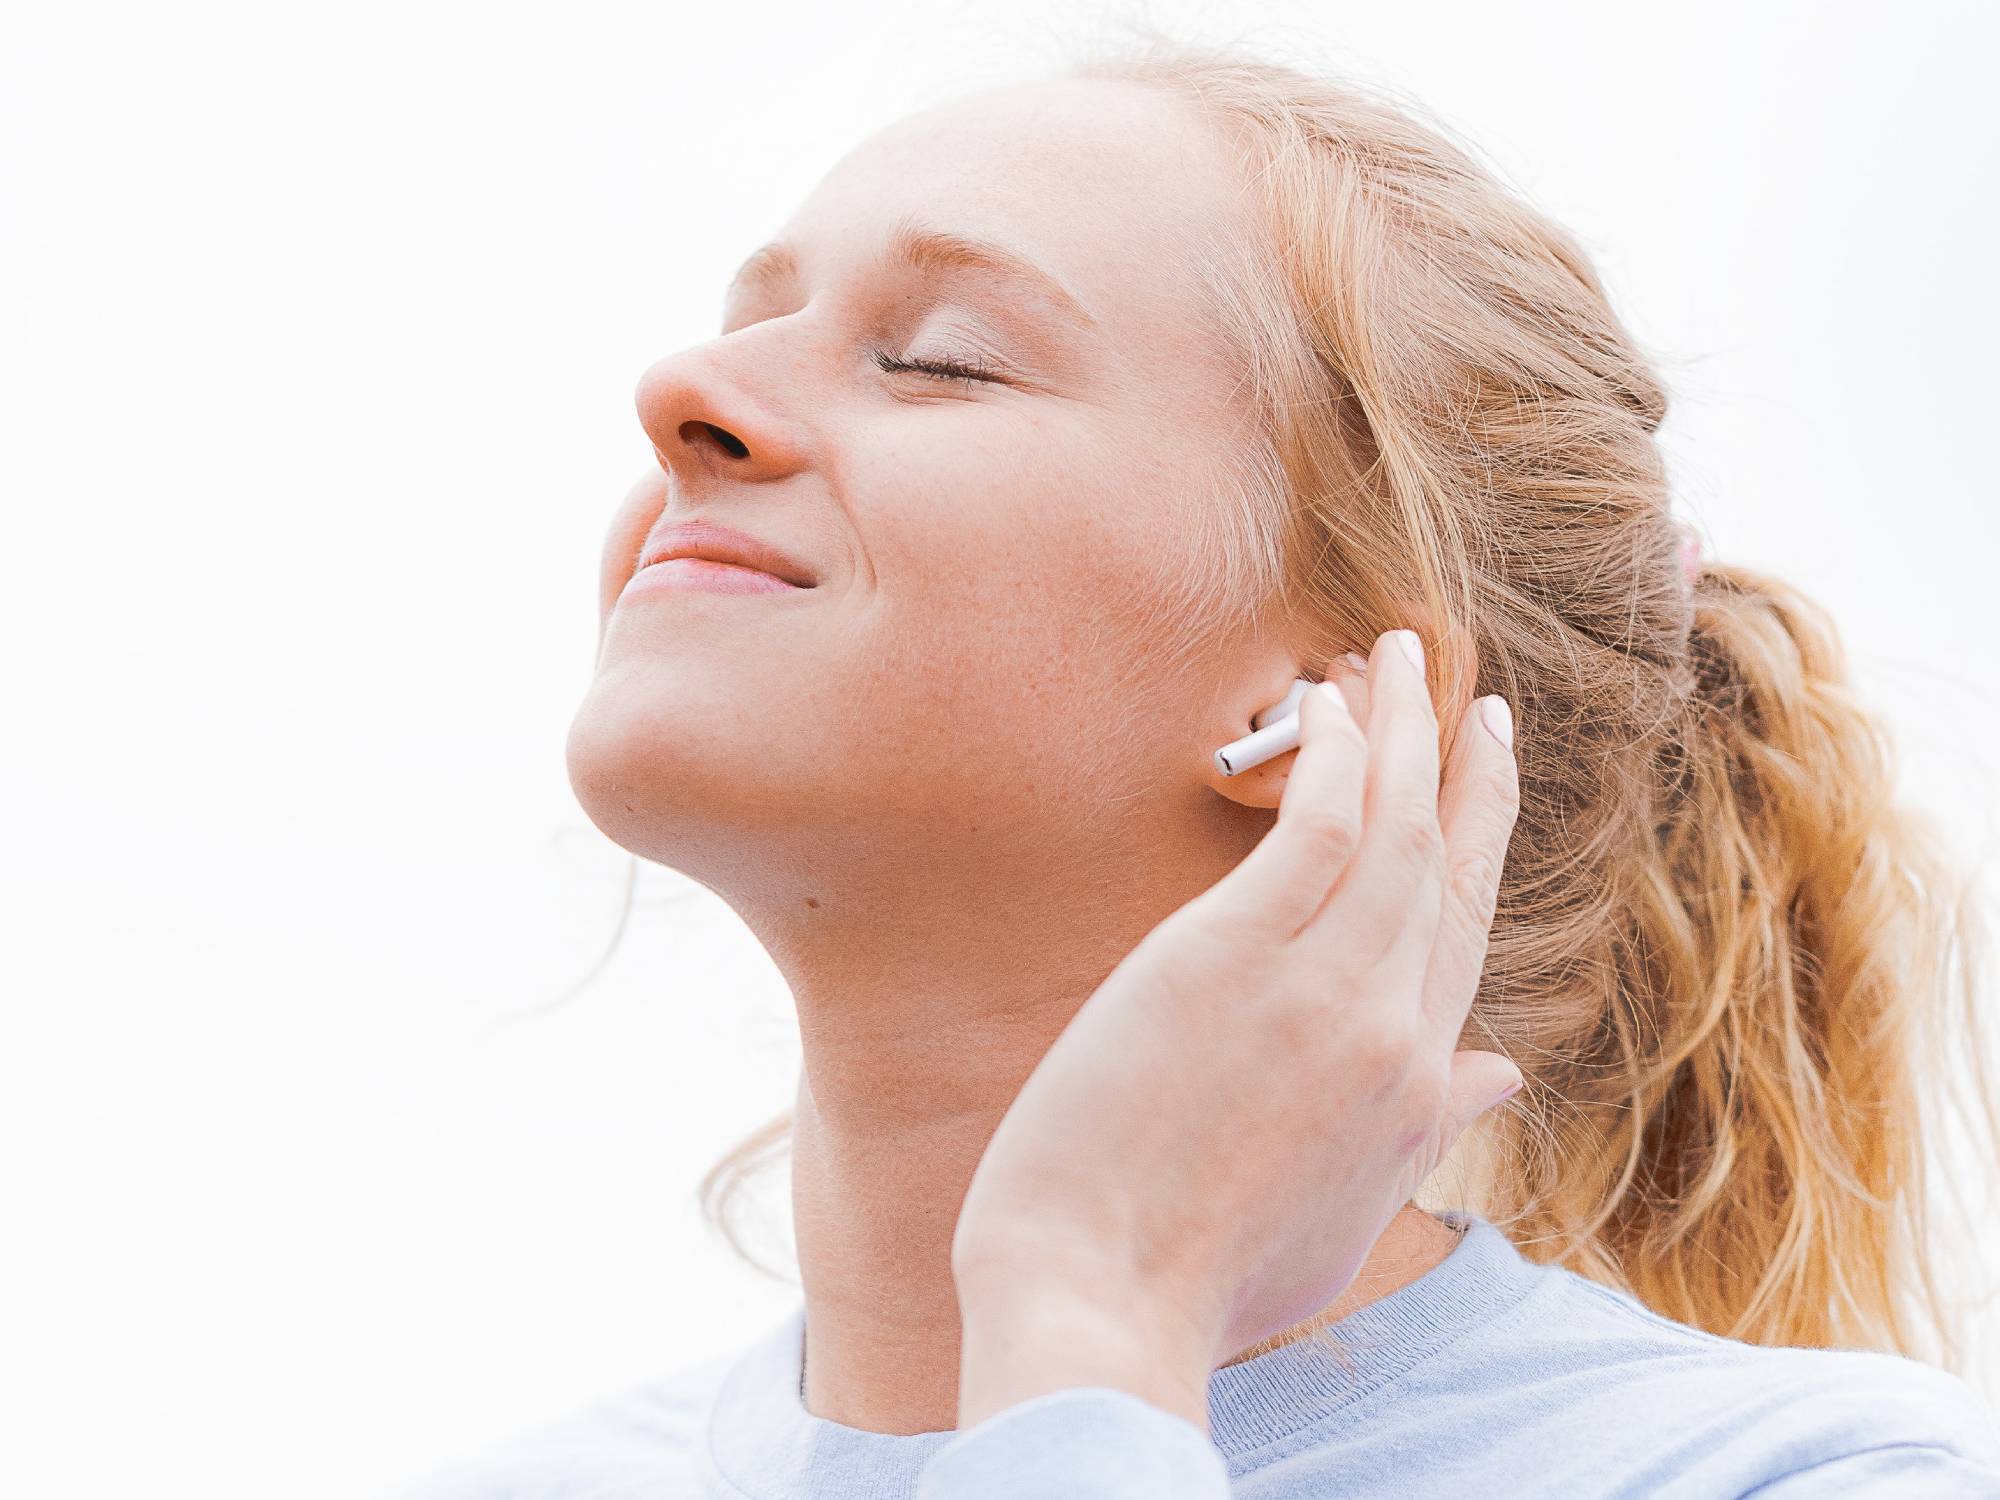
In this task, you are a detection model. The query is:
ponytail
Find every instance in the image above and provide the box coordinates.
[1483,559,1999,1367]
[692,35,2000,1377]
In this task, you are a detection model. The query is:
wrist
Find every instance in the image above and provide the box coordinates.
[953,1272,1219,1435]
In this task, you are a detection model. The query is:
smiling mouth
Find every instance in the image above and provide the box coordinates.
[622,556,810,596]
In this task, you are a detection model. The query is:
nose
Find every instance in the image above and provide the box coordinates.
[634,341,811,488]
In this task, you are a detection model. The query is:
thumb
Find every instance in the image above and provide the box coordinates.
[1442,1049,1524,1142]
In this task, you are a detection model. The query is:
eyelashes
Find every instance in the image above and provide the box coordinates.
[871,347,1005,391]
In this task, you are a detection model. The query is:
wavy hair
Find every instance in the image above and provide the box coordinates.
[684,32,2000,1370]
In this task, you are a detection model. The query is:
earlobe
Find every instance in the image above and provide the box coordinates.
[1208,676,1316,810]
[1216,678,1314,774]
[1206,660,1371,809]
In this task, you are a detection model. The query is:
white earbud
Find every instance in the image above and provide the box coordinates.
[1213,677,1318,777]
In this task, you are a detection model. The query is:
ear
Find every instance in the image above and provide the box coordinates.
[1206,657,1370,810]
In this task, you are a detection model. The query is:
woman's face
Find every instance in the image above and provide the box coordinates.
[567,77,1284,896]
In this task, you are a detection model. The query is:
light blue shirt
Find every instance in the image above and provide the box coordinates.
[382,1210,2000,1497]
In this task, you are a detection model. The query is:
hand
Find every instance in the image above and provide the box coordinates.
[950,629,1523,1432]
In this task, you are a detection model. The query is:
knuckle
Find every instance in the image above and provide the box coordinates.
[1269,993,1330,1055]
[1289,804,1360,863]
[1382,801,1445,863]
[1349,1015,1422,1080]
[1446,844,1505,920]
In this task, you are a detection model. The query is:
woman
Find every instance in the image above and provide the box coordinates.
[390,34,2000,1499]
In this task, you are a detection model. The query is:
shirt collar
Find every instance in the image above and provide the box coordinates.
[702,1210,1546,1497]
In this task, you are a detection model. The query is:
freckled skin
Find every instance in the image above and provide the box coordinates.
[560,77,1445,1438]
[566,77,1297,914]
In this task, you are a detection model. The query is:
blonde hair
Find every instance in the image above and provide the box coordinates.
[696,33,2000,1371]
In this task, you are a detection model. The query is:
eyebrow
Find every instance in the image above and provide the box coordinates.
[724,212,1099,332]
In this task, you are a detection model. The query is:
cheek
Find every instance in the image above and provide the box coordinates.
[850,418,1184,699]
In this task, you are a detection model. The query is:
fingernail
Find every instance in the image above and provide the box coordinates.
[1341,651,1369,674]
[1392,630,1424,672]
[1478,695,1513,748]
[1496,1076,1524,1104]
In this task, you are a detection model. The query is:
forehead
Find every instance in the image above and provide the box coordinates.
[772,77,1252,356]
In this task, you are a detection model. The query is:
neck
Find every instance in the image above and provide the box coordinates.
[704,741,1461,1434]
[787,977,1464,1433]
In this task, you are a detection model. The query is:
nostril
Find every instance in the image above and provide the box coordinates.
[681,420,750,459]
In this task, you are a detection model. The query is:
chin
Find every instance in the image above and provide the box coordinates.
[563,672,826,876]
[564,675,709,856]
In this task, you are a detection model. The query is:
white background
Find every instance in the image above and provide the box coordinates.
[5,2,1998,1495]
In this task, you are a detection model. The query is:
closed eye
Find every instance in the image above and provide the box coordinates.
[872,347,1006,390]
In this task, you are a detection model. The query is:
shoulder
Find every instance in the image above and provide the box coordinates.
[374,1347,734,1500]
[1479,1265,2000,1472]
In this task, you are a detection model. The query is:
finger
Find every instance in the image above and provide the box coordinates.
[1330,651,1370,725]
[1203,671,1368,941]
[1439,1048,1524,1146]
[1307,629,1445,974]
[1421,691,1522,1033]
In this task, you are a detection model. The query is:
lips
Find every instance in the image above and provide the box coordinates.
[637,520,817,588]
